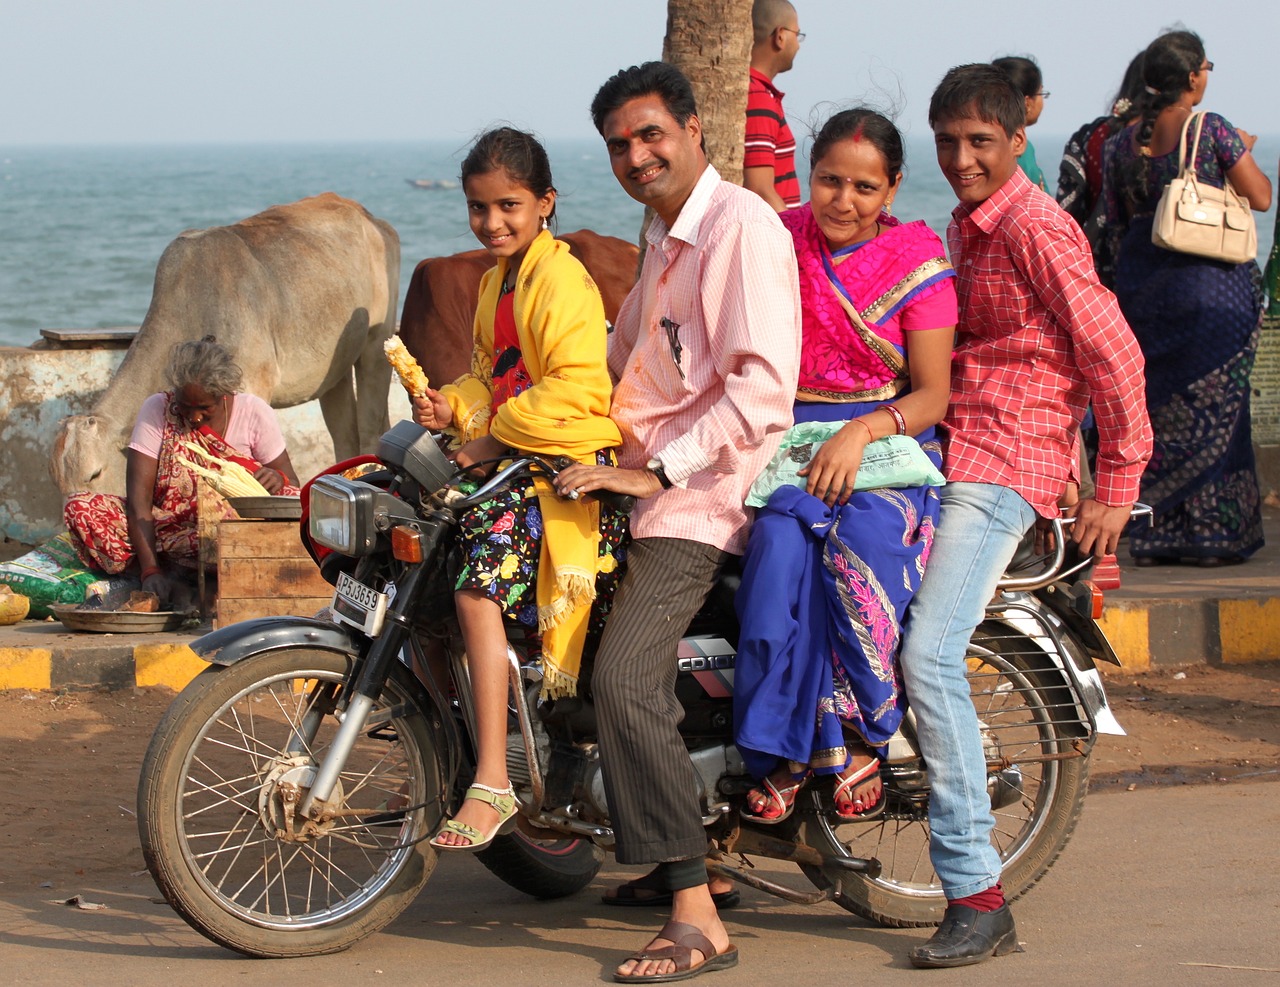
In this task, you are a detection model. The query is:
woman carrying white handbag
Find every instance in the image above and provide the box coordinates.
[1101,28,1272,568]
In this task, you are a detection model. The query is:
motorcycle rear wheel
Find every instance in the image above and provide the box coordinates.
[477,828,604,899]
[796,627,1089,927]
[137,648,445,957]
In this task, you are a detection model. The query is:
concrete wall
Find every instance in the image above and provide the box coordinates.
[0,342,413,546]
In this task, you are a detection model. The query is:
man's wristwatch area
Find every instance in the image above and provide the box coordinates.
[646,457,673,489]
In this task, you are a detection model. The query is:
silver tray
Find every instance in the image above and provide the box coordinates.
[50,604,200,634]
[228,496,303,520]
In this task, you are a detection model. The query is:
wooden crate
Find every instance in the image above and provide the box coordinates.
[216,519,333,628]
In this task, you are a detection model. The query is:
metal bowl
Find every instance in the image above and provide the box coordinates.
[50,604,201,634]
[228,496,303,520]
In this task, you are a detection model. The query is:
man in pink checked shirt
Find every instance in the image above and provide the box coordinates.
[556,61,800,984]
[899,63,1152,970]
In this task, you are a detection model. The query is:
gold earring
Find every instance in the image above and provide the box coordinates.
[884,200,893,217]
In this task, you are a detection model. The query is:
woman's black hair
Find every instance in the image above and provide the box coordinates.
[460,126,557,224]
[992,55,1042,99]
[1132,30,1204,150]
[810,108,905,181]
[1111,50,1147,121]
[928,63,1025,137]
[1118,30,1205,212]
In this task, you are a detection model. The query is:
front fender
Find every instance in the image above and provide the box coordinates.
[191,616,362,666]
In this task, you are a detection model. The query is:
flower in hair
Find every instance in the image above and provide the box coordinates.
[1112,97,1131,116]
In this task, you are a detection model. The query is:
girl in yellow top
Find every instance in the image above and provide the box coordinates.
[412,127,627,852]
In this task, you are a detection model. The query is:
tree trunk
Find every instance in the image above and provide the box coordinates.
[662,0,753,184]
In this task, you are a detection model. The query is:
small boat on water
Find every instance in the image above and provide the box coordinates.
[405,178,458,190]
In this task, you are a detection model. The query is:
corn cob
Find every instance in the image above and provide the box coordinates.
[177,441,271,498]
[384,336,430,397]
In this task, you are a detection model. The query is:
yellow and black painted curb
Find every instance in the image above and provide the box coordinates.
[1098,597,1280,672]
[0,640,209,692]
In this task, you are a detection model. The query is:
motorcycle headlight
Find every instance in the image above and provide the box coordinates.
[309,476,382,556]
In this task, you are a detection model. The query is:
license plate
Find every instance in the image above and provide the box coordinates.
[332,570,390,636]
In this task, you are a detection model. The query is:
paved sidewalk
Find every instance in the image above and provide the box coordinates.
[1,507,1277,691]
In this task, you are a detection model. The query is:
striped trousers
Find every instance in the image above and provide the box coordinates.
[592,537,732,864]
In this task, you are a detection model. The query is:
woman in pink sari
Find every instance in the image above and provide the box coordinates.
[64,337,299,607]
[734,109,956,822]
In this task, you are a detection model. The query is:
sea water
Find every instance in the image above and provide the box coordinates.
[1,135,1276,348]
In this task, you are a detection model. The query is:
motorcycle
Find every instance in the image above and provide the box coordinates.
[137,420,1146,957]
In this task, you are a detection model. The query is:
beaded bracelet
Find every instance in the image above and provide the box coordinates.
[879,404,907,436]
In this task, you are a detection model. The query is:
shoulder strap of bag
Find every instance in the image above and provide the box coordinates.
[1177,112,1206,178]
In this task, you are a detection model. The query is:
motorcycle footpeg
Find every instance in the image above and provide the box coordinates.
[822,854,882,880]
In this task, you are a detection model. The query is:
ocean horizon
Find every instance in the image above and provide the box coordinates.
[2,134,1276,348]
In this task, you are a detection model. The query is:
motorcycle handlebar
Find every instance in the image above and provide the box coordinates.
[996,502,1152,592]
[446,453,636,516]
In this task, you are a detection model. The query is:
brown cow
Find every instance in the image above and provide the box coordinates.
[398,229,638,388]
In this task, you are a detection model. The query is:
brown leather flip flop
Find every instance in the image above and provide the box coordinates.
[613,920,739,983]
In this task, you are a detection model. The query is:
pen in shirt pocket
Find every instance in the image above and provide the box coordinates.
[659,316,685,379]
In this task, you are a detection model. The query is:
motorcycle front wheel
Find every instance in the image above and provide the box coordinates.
[796,625,1089,927]
[137,648,445,957]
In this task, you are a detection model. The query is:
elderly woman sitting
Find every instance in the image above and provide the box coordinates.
[63,337,299,606]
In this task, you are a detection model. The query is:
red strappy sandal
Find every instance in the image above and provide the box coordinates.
[741,765,811,825]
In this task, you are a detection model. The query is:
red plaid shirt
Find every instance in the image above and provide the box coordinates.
[944,169,1152,515]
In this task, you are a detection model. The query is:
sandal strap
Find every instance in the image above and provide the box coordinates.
[833,757,880,801]
[434,817,484,843]
[625,921,716,972]
[464,783,515,813]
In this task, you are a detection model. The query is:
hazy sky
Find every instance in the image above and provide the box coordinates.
[3,1,1277,146]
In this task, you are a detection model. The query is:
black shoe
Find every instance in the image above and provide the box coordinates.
[908,903,1021,968]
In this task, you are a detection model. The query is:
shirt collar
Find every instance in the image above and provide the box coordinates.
[647,164,720,248]
[952,167,1032,234]
[749,67,785,99]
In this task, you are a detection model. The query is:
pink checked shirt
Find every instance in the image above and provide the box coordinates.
[944,169,1152,516]
[608,166,802,554]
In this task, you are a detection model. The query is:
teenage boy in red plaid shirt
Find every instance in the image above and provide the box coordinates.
[900,63,1152,969]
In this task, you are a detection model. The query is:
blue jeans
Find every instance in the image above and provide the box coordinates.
[897,482,1037,899]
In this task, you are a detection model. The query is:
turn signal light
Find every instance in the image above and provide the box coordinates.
[1079,580,1106,620]
[391,525,424,563]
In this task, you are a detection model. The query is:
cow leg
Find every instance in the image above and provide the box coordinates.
[352,329,393,454]
[318,373,361,462]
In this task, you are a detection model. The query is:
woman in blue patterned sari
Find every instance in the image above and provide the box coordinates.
[733,110,955,822]
[1102,30,1272,566]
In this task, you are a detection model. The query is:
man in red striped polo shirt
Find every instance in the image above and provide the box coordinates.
[744,0,803,211]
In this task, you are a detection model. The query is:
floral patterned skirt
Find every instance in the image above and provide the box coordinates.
[453,450,628,639]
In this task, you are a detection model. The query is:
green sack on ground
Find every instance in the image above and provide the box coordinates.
[747,421,945,508]
[0,534,99,618]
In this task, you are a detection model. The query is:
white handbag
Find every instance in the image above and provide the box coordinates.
[1151,111,1257,264]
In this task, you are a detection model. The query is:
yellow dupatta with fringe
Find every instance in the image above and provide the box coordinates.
[440,231,622,698]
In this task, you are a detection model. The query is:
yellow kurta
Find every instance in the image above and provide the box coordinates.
[441,230,623,698]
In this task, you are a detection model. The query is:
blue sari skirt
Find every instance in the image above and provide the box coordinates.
[1115,219,1264,561]
[733,401,942,780]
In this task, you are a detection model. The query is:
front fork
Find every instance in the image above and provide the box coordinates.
[298,519,446,819]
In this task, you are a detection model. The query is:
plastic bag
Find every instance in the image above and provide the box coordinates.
[747,421,945,508]
[0,534,100,618]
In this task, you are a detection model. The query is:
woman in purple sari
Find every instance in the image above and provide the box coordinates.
[734,109,956,821]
